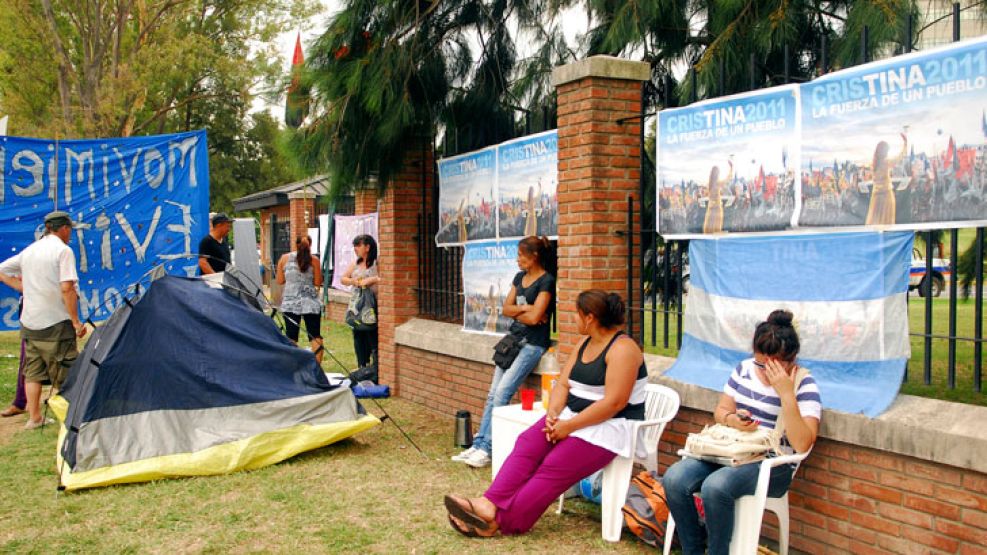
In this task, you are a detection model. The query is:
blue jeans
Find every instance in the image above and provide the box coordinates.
[471,343,546,454]
[663,457,795,555]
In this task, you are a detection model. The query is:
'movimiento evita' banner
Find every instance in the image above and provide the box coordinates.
[0,130,209,330]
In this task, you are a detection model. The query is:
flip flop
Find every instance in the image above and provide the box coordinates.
[443,494,493,532]
[1,406,25,417]
[447,514,479,538]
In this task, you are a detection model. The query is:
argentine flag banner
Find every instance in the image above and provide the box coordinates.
[665,231,913,417]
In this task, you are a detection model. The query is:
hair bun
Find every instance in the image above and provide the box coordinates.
[767,309,794,328]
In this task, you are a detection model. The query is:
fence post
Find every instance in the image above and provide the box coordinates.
[376,137,432,392]
[551,56,650,361]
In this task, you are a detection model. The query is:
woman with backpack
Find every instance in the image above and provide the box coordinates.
[450,236,556,469]
[662,310,822,555]
[276,236,324,363]
[444,290,648,537]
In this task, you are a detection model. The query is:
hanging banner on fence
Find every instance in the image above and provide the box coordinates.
[331,213,378,292]
[658,36,987,237]
[462,239,518,334]
[800,36,987,230]
[664,231,913,417]
[0,130,209,331]
[657,86,801,237]
[497,130,558,240]
[435,147,497,246]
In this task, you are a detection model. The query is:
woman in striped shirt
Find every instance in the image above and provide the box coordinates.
[663,309,822,555]
[443,290,648,537]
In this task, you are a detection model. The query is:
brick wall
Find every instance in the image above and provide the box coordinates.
[660,407,987,555]
[288,191,316,248]
[377,141,432,394]
[355,187,378,215]
[395,344,541,418]
[554,62,646,360]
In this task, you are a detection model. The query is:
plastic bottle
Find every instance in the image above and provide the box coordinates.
[541,347,560,410]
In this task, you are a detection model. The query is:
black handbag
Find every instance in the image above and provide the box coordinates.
[492,333,526,369]
[345,287,378,331]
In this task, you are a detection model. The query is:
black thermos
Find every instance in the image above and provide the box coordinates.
[454,410,473,448]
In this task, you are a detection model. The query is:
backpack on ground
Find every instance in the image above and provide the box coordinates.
[622,470,673,548]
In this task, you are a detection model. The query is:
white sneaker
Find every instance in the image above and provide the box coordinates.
[463,448,491,468]
[451,447,476,462]
[24,417,54,430]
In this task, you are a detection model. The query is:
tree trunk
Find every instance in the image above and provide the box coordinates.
[40,0,74,126]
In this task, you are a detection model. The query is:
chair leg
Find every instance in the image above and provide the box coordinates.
[771,495,790,555]
[556,492,564,515]
[600,455,634,542]
[663,514,676,555]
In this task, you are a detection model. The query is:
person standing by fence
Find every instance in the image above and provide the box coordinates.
[341,235,379,368]
[277,236,325,364]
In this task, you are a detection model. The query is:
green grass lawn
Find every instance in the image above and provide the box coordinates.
[0,322,648,554]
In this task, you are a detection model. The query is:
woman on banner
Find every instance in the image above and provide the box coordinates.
[451,236,556,469]
[443,290,646,537]
[341,235,379,368]
[662,310,822,555]
[865,132,907,225]
[276,236,325,364]
[703,160,733,234]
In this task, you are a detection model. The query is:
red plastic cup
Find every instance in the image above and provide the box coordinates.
[520,388,535,410]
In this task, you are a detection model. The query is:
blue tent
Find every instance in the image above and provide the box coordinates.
[51,273,378,491]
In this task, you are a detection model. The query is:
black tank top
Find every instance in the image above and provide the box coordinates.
[565,331,647,420]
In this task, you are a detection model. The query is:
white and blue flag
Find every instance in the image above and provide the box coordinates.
[665,231,913,417]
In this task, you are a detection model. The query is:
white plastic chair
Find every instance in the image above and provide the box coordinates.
[662,449,811,555]
[557,383,681,542]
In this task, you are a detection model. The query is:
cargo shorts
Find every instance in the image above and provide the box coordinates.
[22,330,78,390]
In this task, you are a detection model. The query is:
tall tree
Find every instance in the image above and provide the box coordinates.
[0,0,316,209]
[296,0,920,196]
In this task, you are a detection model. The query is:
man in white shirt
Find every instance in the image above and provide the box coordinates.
[0,211,88,429]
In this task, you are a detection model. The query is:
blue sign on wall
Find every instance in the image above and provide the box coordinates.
[0,130,210,330]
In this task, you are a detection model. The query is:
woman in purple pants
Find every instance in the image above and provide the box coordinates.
[444,290,649,537]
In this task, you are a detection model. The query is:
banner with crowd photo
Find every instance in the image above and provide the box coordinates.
[0,131,209,330]
[462,240,518,335]
[657,35,987,238]
[800,36,987,230]
[435,147,497,246]
[330,213,378,292]
[657,86,800,237]
[497,131,558,240]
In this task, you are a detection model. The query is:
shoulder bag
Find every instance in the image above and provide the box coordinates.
[492,333,526,369]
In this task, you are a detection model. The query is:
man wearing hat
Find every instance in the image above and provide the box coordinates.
[198,213,232,274]
[0,211,87,429]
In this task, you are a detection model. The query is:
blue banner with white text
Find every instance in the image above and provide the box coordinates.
[0,131,209,330]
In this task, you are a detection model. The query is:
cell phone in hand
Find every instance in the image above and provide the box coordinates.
[737,412,754,422]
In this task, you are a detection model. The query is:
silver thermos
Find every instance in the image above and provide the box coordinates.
[454,410,473,448]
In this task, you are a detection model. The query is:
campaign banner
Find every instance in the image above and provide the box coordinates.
[462,240,518,335]
[497,130,558,240]
[800,36,987,230]
[0,131,209,330]
[435,148,497,246]
[657,86,800,238]
[331,213,378,292]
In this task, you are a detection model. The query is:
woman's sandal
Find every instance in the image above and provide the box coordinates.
[447,514,480,537]
[443,494,495,533]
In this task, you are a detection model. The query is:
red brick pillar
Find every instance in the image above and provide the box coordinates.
[354,185,379,215]
[377,141,431,392]
[552,56,649,360]
[288,191,316,249]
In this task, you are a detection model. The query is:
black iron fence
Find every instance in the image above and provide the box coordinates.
[626,7,986,397]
